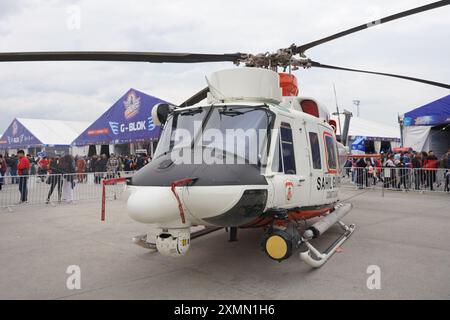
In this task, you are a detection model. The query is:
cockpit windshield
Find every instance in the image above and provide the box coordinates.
[153,105,274,166]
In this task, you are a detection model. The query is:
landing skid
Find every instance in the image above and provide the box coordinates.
[299,221,355,268]
[132,234,157,250]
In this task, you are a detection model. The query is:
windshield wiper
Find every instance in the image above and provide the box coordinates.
[180,108,203,116]
[218,106,245,117]
[219,110,243,117]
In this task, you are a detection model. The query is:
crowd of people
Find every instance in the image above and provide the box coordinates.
[0,152,151,204]
[344,149,450,191]
[2,147,449,204]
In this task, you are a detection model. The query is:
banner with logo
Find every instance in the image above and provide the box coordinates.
[73,88,171,146]
[0,119,42,148]
[403,94,450,126]
[350,136,366,154]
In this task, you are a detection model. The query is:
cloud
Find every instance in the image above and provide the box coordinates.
[0,0,449,134]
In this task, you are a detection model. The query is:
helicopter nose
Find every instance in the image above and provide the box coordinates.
[127,186,182,225]
[182,186,268,227]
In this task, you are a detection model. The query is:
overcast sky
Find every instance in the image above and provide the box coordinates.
[0,0,449,134]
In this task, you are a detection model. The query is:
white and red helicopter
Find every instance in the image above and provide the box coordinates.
[1,1,449,267]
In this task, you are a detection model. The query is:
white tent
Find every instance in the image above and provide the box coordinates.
[331,115,401,152]
[0,118,90,156]
[331,115,400,140]
[16,118,89,146]
[403,126,431,152]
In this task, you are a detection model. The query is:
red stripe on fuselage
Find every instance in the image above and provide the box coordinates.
[241,204,335,228]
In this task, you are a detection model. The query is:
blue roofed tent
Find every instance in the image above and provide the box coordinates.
[0,119,42,148]
[0,118,89,156]
[403,95,450,157]
[72,88,172,155]
[403,95,450,127]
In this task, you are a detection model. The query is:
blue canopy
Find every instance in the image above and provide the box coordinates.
[73,88,171,146]
[0,119,42,148]
[403,94,450,126]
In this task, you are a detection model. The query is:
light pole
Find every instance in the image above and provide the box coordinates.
[353,100,360,117]
[398,114,404,148]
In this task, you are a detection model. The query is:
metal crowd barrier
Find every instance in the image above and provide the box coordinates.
[341,167,450,193]
[0,171,134,209]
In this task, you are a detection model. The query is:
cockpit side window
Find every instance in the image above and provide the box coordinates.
[271,132,282,173]
[308,132,322,169]
[280,122,296,174]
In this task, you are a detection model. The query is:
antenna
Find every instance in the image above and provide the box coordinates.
[332,83,342,138]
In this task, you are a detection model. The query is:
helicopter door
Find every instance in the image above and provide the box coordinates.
[267,119,309,209]
[304,123,324,206]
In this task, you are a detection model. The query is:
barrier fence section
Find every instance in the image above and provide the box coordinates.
[341,167,450,193]
[0,171,133,209]
[2,167,448,208]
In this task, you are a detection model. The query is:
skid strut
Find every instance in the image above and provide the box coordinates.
[299,221,355,268]
[227,227,238,242]
[299,203,355,268]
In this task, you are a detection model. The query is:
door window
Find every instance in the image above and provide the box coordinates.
[271,132,282,173]
[309,132,322,169]
[280,123,296,174]
[324,133,337,172]
[271,122,297,174]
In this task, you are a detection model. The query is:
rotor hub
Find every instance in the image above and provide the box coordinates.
[241,48,311,70]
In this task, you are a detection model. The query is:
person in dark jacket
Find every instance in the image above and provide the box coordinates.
[397,157,408,190]
[343,159,352,178]
[89,155,98,173]
[7,155,18,184]
[411,152,422,190]
[123,156,132,172]
[46,158,63,204]
[355,157,367,188]
[59,154,76,203]
[135,154,144,170]
[444,149,450,192]
[94,154,108,184]
[135,154,149,170]
[0,155,7,191]
[95,154,108,171]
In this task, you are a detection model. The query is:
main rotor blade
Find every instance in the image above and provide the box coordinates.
[310,61,450,89]
[294,0,450,53]
[178,87,209,108]
[0,51,243,64]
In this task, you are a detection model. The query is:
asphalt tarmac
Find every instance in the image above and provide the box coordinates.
[0,188,449,299]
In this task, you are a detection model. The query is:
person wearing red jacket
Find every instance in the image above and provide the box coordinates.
[424,151,439,191]
[17,150,30,203]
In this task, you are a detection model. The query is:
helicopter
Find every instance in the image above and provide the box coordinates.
[0,1,449,267]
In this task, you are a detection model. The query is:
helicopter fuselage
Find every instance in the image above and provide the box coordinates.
[126,68,348,258]
[127,102,343,229]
